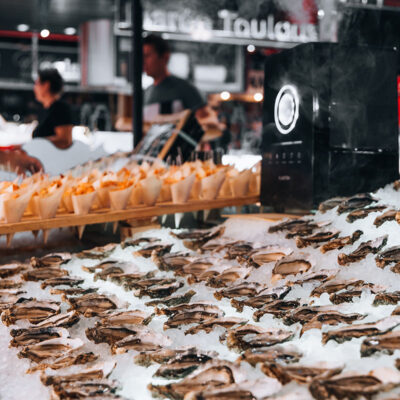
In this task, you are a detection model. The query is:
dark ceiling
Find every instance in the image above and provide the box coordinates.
[0,0,114,31]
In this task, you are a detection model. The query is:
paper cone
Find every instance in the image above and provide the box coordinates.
[96,187,111,208]
[171,174,195,204]
[109,186,132,211]
[203,209,211,221]
[141,176,162,206]
[32,230,39,239]
[219,177,232,198]
[112,221,118,233]
[201,171,226,200]
[1,188,35,224]
[129,185,143,206]
[174,212,184,228]
[72,191,97,216]
[42,229,49,244]
[38,187,64,219]
[62,193,74,213]
[30,195,40,217]
[161,214,168,224]
[249,172,261,194]
[78,225,86,239]
[230,169,252,197]
[6,233,14,247]
[159,184,172,203]
[190,179,202,200]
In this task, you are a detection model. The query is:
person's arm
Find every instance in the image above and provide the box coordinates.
[195,105,225,132]
[47,125,73,149]
[0,150,43,175]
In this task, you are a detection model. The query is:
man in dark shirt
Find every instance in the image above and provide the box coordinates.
[32,68,73,149]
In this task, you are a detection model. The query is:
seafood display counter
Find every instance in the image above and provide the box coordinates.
[2,181,400,399]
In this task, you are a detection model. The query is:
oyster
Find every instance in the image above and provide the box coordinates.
[268,218,317,237]
[1,298,60,326]
[34,310,80,328]
[261,362,342,384]
[146,290,196,308]
[244,246,292,267]
[283,305,335,325]
[361,331,400,357]
[99,309,153,326]
[296,230,340,249]
[181,260,213,281]
[320,230,363,253]
[311,279,368,297]
[65,293,118,316]
[329,290,363,305]
[27,352,99,373]
[122,277,176,291]
[214,283,260,301]
[110,271,156,286]
[338,235,388,266]
[76,243,118,259]
[40,361,115,386]
[273,254,312,276]
[172,227,225,251]
[134,348,193,367]
[373,292,400,306]
[226,324,294,352]
[224,242,254,259]
[50,287,98,296]
[18,337,83,363]
[41,276,84,289]
[183,378,282,400]
[291,269,336,285]
[374,209,398,227]
[111,327,172,354]
[31,253,71,268]
[49,379,119,399]
[301,311,365,335]
[185,317,247,335]
[156,303,223,317]
[0,263,25,278]
[121,236,159,249]
[0,279,23,289]
[164,309,224,330]
[376,246,400,268]
[237,346,302,366]
[253,300,301,321]
[148,360,240,400]
[322,316,400,344]
[207,267,252,288]
[82,260,121,274]
[337,193,377,214]
[346,206,386,223]
[392,306,400,316]
[133,243,173,258]
[309,371,396,400]
[153,349,216,379]
[153,252,192,272]
[94,265,127,282]
[135,280,184,299]
[318,197,348,213]
[22,267,69,282]
[9,327,69,347]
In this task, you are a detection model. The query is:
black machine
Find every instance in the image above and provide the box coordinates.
[261,42,399,211]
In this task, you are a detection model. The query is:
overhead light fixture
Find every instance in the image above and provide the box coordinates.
[318,9,325,18]
[40,29,50,38]
[220,91,231,101]
[16,24,29,32]
[247,44,256,53]
[64,27,76,35]
[254,92,263,102]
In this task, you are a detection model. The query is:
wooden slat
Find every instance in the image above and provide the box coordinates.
[0,195,259,235]
[222,213,304,222]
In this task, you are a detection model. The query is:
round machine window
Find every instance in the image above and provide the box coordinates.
[274,85,299,135]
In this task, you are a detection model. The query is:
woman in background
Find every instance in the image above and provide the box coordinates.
[32,68,73,149]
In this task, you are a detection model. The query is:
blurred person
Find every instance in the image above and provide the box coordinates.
[32,68,73,149]
[0,149,42,175]
[116,34,223,137]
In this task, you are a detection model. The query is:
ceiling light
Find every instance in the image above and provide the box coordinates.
[16,24,29,32]
[64,27,76,35]
[220,91,231,101]
[40,29,50,38]
[318,9,325,18]
[254,92,263,102]
[247,44,256,53]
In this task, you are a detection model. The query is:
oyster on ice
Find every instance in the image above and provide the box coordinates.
[65,293,118,316]
[185,317,247,335]
[22,267,69,282]
[374,209,398,227]
[214,283,260,301]
[236,346,302,366]
[133,243,173,258]
[0,263,25,278]
[98,309,153,326]
[134,348,195,367]
[318,197,348,213]
[153,252,192,272]
[346,205,386,223]
[9,326,69,347]
[1,298,60,326]
[75,243,118,259]
[320,230,362,253]
[296,230,340,249]
[40,276,84,289]
[30,253,71,268]
[338,235,388,266]
[361,331,400,357]
[376,246,400,268]
[272,254,312,276]
[146,290,196,307]
[373,291,400,306]
[121,236,159,249]
[253,300,301,321]
[336,193,377,214]
[34,310,80,328]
